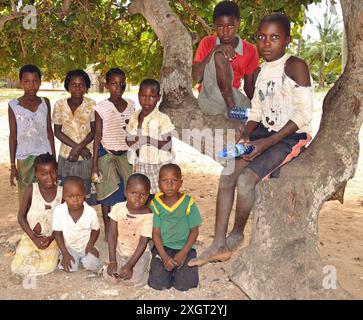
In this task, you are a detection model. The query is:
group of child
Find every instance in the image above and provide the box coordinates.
[9,0,314,292]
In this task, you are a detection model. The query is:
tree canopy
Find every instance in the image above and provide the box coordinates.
[0,0,322,84]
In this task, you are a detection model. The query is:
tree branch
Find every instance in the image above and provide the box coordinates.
[177,0,211,35]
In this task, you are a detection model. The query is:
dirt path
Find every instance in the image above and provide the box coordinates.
[0,90,362,299]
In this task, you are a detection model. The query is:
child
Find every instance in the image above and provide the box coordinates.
[11,153,62,277]
[148,164,202,291]
[104,174,153,287]
[52,69,97,206]
[126,79,175,194]
[189,13,314,267]
[53,176,101,272]
[92,68,134,240]
[8,64,56,204]
[192,1,259,120]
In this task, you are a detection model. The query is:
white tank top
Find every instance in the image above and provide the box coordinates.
[27,183,63,236]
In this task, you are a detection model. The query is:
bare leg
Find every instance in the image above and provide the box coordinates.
[214,52,234,111]
[101,204,111,241]
[188,160,249,267]
[226,168,260,251]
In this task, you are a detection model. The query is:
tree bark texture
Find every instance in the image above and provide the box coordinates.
[229,0,362,299]
[130,0,362,299]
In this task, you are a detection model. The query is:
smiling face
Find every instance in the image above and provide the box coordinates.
[68,75,87,99]
[138,85,160,114]
[106,73,126,97]
[158,167,183,198]
[214,15,239,45]
[256,21,291,62]
[20,72,41,97]
[125,180,150,212]
[35,163,57,189]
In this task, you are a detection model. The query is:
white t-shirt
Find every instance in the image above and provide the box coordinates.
[53,202,100,253]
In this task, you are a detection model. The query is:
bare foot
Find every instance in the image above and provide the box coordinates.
[188,243,232,267]
[226,232,244,251]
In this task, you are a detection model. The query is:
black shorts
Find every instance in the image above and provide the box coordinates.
[148,246,199,291]
[247,124,311,180]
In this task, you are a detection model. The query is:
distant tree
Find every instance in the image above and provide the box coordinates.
[300,12,342,88]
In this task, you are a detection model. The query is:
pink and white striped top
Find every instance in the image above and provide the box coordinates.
[95,98,135,151]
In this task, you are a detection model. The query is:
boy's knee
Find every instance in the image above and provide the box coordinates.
[214,50,228,65]
[82,253,101,272]
[236,169,259,193]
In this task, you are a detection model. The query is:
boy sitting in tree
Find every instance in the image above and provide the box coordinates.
[192,1,259,120]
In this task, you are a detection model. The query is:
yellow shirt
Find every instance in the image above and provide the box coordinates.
[52,96,96,158]
[126,107,175,164]
[108,202,153,257]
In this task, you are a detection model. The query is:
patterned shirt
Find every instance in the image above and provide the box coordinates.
[52,96,96,158]
[95,98,135,151]
[108,202,153,257]
[126,107,175,165]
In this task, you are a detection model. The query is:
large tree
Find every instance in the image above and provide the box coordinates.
[0,0,361,298]
[129,0,362,299]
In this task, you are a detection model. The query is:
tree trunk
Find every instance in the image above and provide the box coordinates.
[230,0,362,299]
[130,0,362,299]
[129,0,240,151]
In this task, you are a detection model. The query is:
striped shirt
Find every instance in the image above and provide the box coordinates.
[95,98,135,151]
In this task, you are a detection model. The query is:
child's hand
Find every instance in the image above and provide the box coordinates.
[107,263,118,278]
[162,255,178,271]
[242,137,273,161]
[173,251,188,269]
[39,236,53,249]
[31,235,47,250]
[85,246,99,258]
[61,252,75,272]
[80,147,92,160]
[10,166,18,186]
[238,132,250,144]
[215,44,236,61]
[119,264,133,280]
[68,145,83,162]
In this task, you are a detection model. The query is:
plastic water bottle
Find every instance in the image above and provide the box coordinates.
[218,144,255,160]
[228,107,249,120]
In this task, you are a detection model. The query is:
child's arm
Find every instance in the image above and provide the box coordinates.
[118,236,149,280]
[141,134,172,151]
[85,228,100,257]
[192,41,236,83]
[152,227,178,271]
[107,218,119,277]
[8,106,18,186]
[173,226,199,268]
[54,231,74,272]
[17,185,46,249]
[45,98,56,157]
[91,111,102,176]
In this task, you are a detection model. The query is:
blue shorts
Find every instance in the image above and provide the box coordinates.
[246,124,311,180]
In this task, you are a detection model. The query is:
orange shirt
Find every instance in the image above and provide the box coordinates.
[193,36,259,91]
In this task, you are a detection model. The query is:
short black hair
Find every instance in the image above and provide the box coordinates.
[105,68,126,83]
[213,1,240,22]
[126,173,151,191]
[259,12,291,36]
[19,64,41,81]
[139,78,160,95]
[63,176,85,191]
[34,153,57,171]
[64,69,91,91]
[159,163,182,179]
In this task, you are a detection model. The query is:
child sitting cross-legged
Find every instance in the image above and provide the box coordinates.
[53,176,101,273]
[148,164,202,291]
[104,174,153,287]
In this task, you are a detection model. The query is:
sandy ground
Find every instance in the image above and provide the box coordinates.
[0,90,362,300]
